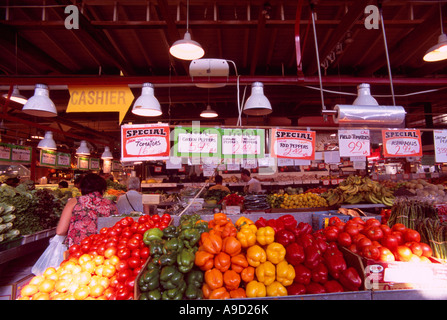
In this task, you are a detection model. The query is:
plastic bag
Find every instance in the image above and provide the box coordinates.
[31,235,67,276]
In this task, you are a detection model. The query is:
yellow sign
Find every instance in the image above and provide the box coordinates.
[66,85,134,124]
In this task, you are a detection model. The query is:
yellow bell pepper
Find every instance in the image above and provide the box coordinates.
[240,223,257,233]
[256,226,275,246]
[246,245,267,267]
[266,281,288,297]
[276,260,295,286]
[245,280,266,298]
[236,227,257,248]
[235,216,254,229]
[255,261,276,286]
[266,242,286,264]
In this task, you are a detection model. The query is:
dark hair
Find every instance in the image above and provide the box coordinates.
[215,175,223,184]
[58,181,69,188]
[241,169,251,177]
[79,173,107,195]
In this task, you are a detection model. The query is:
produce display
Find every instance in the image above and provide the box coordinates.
[398,179,447,203]
[0,203,20,243]
[267,193,328,209]
[322,175,395,206]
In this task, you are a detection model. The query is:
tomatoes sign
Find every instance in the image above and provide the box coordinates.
[338,130,370,157]
[434,130,447,163]
[270,129,316,160]
[382,129,422,158]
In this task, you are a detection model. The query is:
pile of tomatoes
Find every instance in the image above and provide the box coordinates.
[19,214,171,300]
[322,217,433,263]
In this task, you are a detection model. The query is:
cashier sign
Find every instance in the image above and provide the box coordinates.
[121,124,170,161]
[270,129,316,160]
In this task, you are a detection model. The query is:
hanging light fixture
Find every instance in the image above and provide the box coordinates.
[2,85,27,105]
[200,105,218,118]
[101,146,113,159]
[423,3,447,62]
[76,140,90,155]
[22,84,57,117]
[37,131,57,150]
[242,82,272,116]
[169,0,204,60]
[131,83,162,117]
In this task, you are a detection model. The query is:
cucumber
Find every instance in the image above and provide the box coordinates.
[5,229,20,240]
[2,214,15,223]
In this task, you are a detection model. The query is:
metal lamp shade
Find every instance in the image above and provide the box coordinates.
[131,83,162,117]
[76,140,90,155]
[243,82,272,116]
[101,146,113,159]
[200,105,218,118]
[37,131,57,150]
[2,86,27,105]
[169,32,205,61]
[423,34,447,62]
[22,84,57,117]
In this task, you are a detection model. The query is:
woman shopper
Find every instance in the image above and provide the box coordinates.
[116,176,143,215]
[56,173,118,247]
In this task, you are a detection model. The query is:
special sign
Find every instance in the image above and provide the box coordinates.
[121,124,170,161]
[382,129,422,158]
[270,129,316,160]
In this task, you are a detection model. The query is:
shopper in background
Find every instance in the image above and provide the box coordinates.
[58,180,69,189]
[116,176,143,215]
[56,173,118,247]
[209,174,231,193]
[241,169,262,193]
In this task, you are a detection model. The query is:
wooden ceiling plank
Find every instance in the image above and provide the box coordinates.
[249,4,268,75]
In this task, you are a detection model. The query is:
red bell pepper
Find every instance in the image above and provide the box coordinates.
[324,280,344,293]
[292,222,312,238]
[323,247,347,279]
[311,263,328,284]
[266,218,284,233]
[278,214,297,231]
[255,217,268,229]
[285,242,305,266]
[304,245,322,270]
[293,264,311,285]
[296,233,315,248]
[275,229,295,247]
[287,283,306,295]
[306,282,326,294]
[313,237,328,253]
[339,267,362,291]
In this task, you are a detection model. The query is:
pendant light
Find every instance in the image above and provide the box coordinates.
[76,140,90,156]
[200,105,218,118]
[242,82,272,116]
[37,131,57,150]
[22,84,57,117]
[101,146,113,159]
[423,3,447,62]
[131,83,162,117]
[2,86,27,105]
[169,0,204,60]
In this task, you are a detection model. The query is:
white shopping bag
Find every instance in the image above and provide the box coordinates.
[31,235,67,276]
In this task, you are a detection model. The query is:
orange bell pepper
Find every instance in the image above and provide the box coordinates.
[209,287,230,299]
[241,266,255,283]
[235,216,254,229]
[223,269,241,291]
[214,252,231,273]
[202,283,212,299]
[195,249,214,271]
[229,287,247,299]
[222,236,242,256]
[230,253,248,273]
[205,268,223,290]
[221,222,238,239]
[201,232,222,254]
[213,212,230,226]
[246,245,267,267]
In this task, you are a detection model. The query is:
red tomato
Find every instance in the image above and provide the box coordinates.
[117,269,133,283]
[406,241,423,257]
[348,244,358,254]
[334,221,346,233]
[345,224,361,237]
[350,217,366,226]
[364,218,381,228]
[362,245,380,260]
[100,227,108,235]
[396,245,413,262]
[130,222,139,234]
[127,237,140,251]
[337,232,352,247]
[116,260,129,272]
[323,226,339,242]
[127,256,141,269]
[419,242,433,258]
[138,215,150,224]
[125,276,136,291]
[104,247,117,259]
[161,213,171,223]
[115,287,132,300]
[351,233,366,244]
[159,221,168,230]
[120,227,133,239]
[117,248,131,260]
[97,244,106,255]
[137,223,149,234]
[363,226,384,241]
[391,231,404,245]
[132,234,143,241]
[378,247,395,262]
[404,229,421,243]
[379,224,392,236]
[357,237,373,251]
[68,244,81,255]
[140,247,150,260]
[328,216,341,226]
[391,223,406,233]
[381,234,399,250]
[81,243,91,253]
[131,249,141,258]
[152,214,160,222]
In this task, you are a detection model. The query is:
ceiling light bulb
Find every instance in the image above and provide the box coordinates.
[131,83,162,117]
[37,131,57,150]
[200,105,218,118]
[170,31,205,60]
[243,82,272,116]
[76,140,90,155]
[2,86,27,105]
[22,84,57,117]
[423,33,447,62]
[101,146,113,159]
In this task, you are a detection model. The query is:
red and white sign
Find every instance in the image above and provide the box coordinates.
[382,129,422,158]
[338,129,370,157]
[121,123,170,161]
[270,129,315,160]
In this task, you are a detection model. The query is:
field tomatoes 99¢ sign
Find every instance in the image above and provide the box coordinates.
[270,129,316,160]
[382,129,422,158]
[121,124,170,161]
[338,129,370,157]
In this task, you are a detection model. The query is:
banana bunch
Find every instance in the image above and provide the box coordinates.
[322,175,395,206]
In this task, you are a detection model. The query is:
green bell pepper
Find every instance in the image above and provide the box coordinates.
[177,248,195,273]
[162,225,179,239]
[160,265,184,290]
[143,289,162,300]
[185,283,203,300]
[148,239,165,258]
[179,228,200,248]
[143,228,164,245]
[146,260,160,271]
[158,251,177,267]
[161,280,186,300]
[163,237,184,254]
[186,269,204,288]
[141,268,160,291]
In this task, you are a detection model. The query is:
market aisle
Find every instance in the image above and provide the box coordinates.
[0,247,44,288]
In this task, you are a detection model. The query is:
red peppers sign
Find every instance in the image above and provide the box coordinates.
[121,123,170,161]
[270,129,316,160]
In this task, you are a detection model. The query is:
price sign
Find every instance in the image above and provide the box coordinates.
[434,130,447,163]
[338,129,370,157]
[382,129,422,158]
[174,127,221,158]
[221,128,264,159]
[270,129,315,160]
